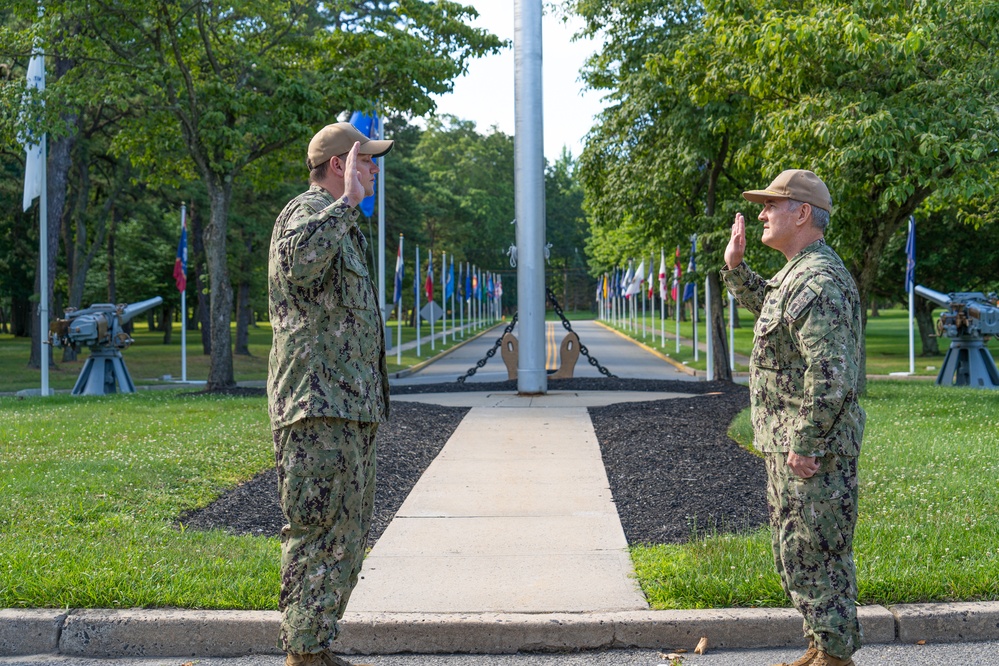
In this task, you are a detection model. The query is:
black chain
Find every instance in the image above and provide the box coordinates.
[547,288,618,379]
[456,313,519,383]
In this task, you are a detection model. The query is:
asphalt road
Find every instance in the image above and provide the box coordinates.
[4,641,999,666]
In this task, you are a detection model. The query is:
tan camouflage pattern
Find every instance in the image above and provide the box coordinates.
[273,417,377,654]
[721,239,865,660]
[720,240,865,456]
[766,451,860,659]
[267,185,389,429]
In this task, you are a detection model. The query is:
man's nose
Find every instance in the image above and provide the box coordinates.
[758,209,766,222]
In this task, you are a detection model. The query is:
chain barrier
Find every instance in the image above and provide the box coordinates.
[456,289,618,382]
[546,287,617,379]
[456,313,519,383]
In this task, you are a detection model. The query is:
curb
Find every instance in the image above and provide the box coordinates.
[594,321,699,377]
[4,603,999,658]
[389,323,505,379]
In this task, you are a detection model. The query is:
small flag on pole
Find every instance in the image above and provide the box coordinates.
[905,217,916,293]
[348,111,378,217]
[683,237,696,301]
[173,212,187,292]
[671,246,682,302]
[424,254,434,302]
[20,52,45,212]
[445,257,455,300]
[659,250,668,300]
[393,237,404,304]
[625,260,645,296]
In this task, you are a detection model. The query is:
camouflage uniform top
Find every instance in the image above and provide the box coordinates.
[721,239,865,457]
[267,185,389,429]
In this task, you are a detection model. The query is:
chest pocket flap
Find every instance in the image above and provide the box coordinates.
[339,249,372,310]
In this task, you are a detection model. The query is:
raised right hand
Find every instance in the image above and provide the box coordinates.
[724,212,746,269]
[343,141,364,208]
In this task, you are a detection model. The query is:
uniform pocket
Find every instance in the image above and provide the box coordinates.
[339,250,372,310]
[752,315,782,369]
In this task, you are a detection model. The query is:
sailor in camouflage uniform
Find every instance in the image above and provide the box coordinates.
[721,170,865,666]
[268,122,392,666]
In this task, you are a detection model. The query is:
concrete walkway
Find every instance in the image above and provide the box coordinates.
[349,392,692,615]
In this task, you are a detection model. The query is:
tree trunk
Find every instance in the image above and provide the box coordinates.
[915,297,941,356]
[107,206,118,303]
[12,295,31,337]
[235,279,251,356]
[204,179,236,389]
[162,304,173,344]
[870,298,880,318]
[189,202,211,354]
[708,271,732,382]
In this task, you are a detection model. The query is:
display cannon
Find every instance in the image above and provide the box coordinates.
[50,297,164,396]
[914,285,999,389]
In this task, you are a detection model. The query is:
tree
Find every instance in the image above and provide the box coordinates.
[574,0,999,383]
[17,0,501,389]
[673,0,999,381]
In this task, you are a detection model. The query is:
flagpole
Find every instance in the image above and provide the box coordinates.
[729,292,736,371]
[705,275,714,380]
[429,255,435,351]
[180,203,187,382]
[397,235,403,365]
[442,251,447,344]
[39,131,49,396]
[908,216,916,375]
[377,113,386,319]
[416,245,421,357]
[693,285,699,362]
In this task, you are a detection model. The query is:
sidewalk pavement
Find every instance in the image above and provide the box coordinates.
[4,325,998,659]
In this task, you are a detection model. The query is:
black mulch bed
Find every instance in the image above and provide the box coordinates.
[180,379,767,546]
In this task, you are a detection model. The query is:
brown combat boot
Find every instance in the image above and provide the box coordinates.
[285,651,366,666]
[770,641,818,666]
[811,652,855,666]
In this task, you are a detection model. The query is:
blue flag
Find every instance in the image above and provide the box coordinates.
[393,237,404,304]
[465,264,472,300]
[445,257,455,300]
[349,111,378,217]
[173,214,187,292]
[905,216,916,293]
[683,237,696,301]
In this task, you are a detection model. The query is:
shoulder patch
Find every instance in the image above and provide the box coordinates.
[786,283,820,321]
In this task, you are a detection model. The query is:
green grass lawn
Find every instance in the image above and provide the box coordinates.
[633,381,999,609]
[2,380,997,610]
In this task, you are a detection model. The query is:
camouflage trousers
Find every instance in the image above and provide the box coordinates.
[765,451,861,660]
[273,417,378,654]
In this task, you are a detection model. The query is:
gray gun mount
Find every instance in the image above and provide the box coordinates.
[914,285,999,389]
[50,296,164,396]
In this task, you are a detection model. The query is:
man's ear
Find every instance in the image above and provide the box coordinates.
[796,202,811,227]
[329,155,343,175]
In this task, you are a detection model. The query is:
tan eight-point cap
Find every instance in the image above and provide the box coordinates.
[742,169,832,212]
[307,122,394,170]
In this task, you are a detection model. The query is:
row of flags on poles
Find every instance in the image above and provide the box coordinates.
[392,240,501,307]
[598,239,698,304]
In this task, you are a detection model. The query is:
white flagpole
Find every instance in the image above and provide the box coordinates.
[451,261,456,341]
[23,48,49,396]
[693,284,699,362]
[908,217,916,375]
[180,204,187,382]
[397,235,404,366]
[377,114,386,319]
[429,255,435,351]
[442,251,447,345]
[416,245,421,356]
[729,292,736,371]
[705,275,714,380]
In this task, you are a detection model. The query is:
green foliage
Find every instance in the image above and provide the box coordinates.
[575,0,999,311]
